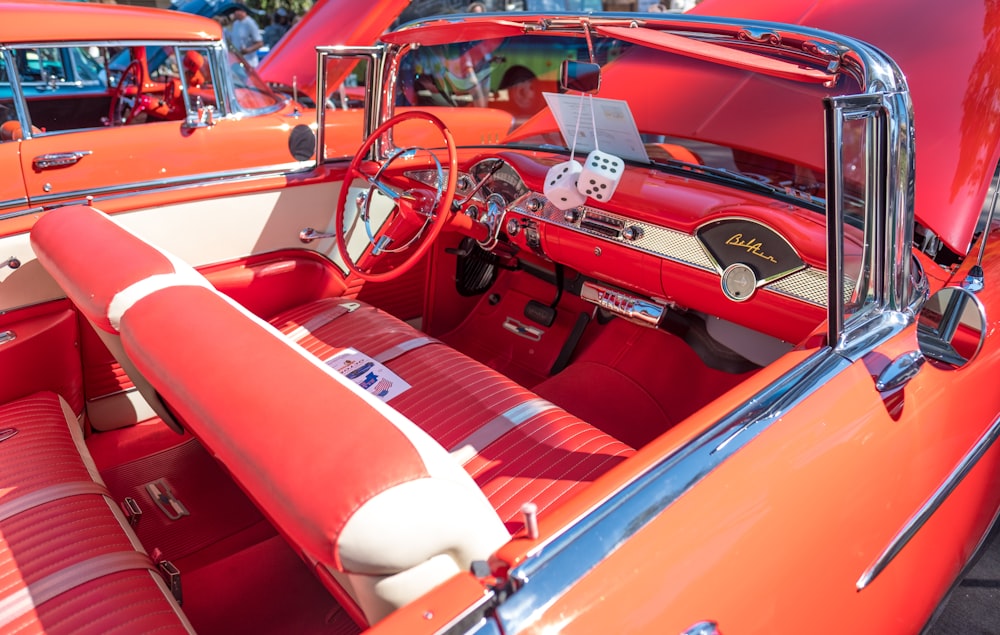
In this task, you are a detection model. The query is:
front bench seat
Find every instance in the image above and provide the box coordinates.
[117,284,511,624]
[29,206,510,624]
[268,298,636,532]
[29,204,635,625]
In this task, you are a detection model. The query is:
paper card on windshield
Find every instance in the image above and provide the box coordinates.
[543,93,650,163]
[325,348,411,402]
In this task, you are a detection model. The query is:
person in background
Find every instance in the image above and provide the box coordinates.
[229,6,264,67]
[263,8,290,49]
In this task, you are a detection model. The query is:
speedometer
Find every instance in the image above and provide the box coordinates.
[471,159,528,203]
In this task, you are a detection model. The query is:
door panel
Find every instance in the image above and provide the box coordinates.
[0,300,83,414]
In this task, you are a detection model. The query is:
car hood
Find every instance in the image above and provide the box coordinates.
[257,0,410,103]
[691,0,1000,256]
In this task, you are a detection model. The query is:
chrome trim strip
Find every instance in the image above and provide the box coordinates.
[857,412,1000,590]
[516,197,832,307]
[516,197,716,272]
[0,200,32,217]
[23,161,312,210]
[0,163,312,223]
[494,348,851,633]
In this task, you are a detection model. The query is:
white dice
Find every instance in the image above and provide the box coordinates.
[543,160,587,210]
[578,150,624,202]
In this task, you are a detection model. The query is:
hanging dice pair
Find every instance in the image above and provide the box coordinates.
[543,150,624,211]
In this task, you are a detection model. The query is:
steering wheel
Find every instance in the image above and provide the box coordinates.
[335,111,457,283]
[108,60,146,126]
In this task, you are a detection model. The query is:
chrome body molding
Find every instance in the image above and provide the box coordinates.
[0,162,312,221]
[492,347,852,634]
[0,200,33,218]
[857,412,1000,590]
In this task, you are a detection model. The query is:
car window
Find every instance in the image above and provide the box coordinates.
[227,50,284,113]
[12,44,225,132]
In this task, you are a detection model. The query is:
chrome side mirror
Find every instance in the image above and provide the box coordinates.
[917,286,986,367]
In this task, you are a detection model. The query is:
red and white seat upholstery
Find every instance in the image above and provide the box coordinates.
[30,204,635,626]
[268,299,636,533]
[30,205,211,432]
[0,392,193,634]
[119,284,511,624]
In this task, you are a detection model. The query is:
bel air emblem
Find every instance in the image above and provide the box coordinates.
[725,233,778,263]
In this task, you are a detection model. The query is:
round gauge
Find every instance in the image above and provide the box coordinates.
[471,159,528,202]
[721,263,758,302]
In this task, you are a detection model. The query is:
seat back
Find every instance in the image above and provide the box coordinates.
[0,119,23,141]
[30,204,511,625]
[30,205,210,432]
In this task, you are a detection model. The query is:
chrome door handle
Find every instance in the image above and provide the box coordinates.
[0,330,15,345]
[299,227,336,243]
[32,151,93,170]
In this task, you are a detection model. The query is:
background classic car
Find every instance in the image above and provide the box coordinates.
[2,1,1000,635]
[0,1,313,215]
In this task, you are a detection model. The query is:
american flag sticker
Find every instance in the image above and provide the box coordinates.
[325,348,411,402]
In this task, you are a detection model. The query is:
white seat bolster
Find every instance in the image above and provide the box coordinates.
[108,270,212,331]
[348,554,465,625]
[337,478,510,574]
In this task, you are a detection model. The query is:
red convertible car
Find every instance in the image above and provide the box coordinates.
[2,0,999,634]
[0,0,434,219]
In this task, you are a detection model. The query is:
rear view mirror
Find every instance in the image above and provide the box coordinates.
[560,60,601,94]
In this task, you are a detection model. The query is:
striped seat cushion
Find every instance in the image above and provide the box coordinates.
[268,298,635,533]
[0,392,193,635]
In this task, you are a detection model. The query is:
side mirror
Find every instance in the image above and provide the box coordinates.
[916,286,986,367]
[559,60,601,94]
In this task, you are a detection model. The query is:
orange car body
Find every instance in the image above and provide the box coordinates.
[1,1,999,634]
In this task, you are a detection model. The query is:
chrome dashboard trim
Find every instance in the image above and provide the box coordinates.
[857,412,1000,590]
[493,347,852,634]
[514,196,833,307]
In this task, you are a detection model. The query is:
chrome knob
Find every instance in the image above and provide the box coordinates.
[563,208,580,223]
[506,219,520,236]
[622,226,644,241]
[526,197,543,212]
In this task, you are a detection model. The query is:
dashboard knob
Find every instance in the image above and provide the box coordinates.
[622,226,644,241]
[526,197,544,212]
[457,175,475,192]
[563,208,580,223]
[506,219,521,236]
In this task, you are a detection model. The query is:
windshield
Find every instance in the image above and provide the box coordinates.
[393,32,865,211]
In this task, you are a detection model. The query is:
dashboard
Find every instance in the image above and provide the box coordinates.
[407,154,835,344]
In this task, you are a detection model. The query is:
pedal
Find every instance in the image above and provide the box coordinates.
[524,299,556,327]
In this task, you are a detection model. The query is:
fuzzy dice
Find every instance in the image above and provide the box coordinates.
[543,160,587,211]
[578,150,624,202]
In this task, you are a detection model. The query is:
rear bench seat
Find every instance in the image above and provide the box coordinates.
[30,205,634,626]
[0,392,193,634]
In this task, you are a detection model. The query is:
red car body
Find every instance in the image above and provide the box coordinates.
[1,1,999,634]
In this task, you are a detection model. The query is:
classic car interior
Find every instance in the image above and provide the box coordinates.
[4,12,977,635]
